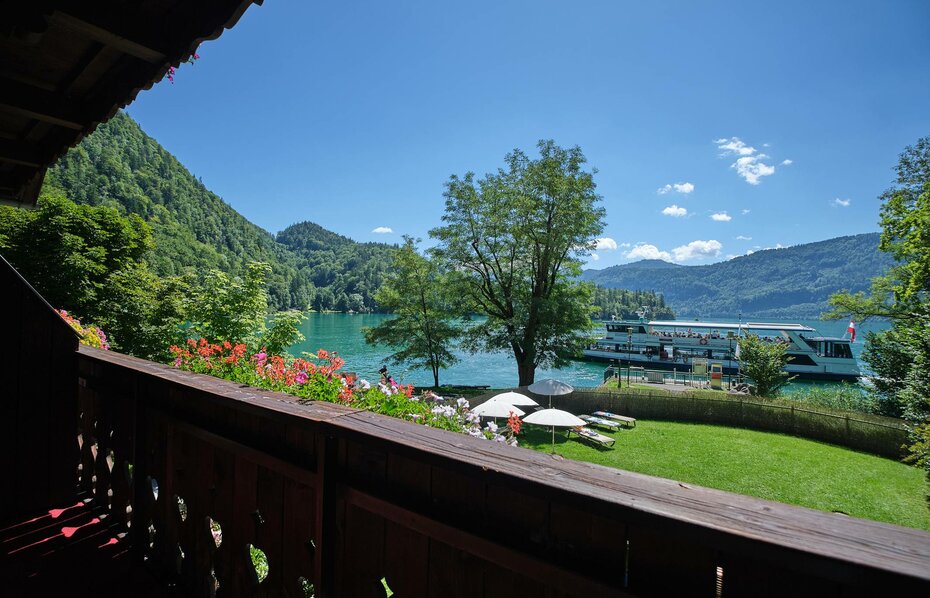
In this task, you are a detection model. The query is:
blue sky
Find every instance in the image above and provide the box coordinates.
[126,0,930,268]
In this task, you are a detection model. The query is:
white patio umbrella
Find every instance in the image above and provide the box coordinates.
[527,378,574,408]
[523,408,586,453]
[472,401,525,419]
[487,391,538,407]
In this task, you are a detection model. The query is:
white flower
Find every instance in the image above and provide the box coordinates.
[486,421,499,434]
[456,398,469,409]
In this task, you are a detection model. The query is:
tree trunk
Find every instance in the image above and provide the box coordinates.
[517,359,535,387]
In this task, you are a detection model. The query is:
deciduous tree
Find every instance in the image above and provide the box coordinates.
[430,141,605,385]
[737,334,794,397]
[828,135,930,471]
[364,237,459,387]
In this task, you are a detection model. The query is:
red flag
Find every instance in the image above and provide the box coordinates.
[847,319,856,343]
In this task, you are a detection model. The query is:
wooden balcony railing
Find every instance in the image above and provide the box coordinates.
[75,345,930,597]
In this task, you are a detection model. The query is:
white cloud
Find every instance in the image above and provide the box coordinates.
[741,208,751,215]
[372,226,394,234]
[672,239,722,262]
[711,212,732,222]
[662,205,688,217]
[831,198,851,208]
[733,155,776,185]
[619,242,631,248]
[657,182,695,195]
[746,249,755,255]
[715,137,777,185]
[781,158,793,166]
[590,253,600,261]
[594,237,618,250]
[715,137,756,156]
[736,235,752,240]
[625,243,672,261]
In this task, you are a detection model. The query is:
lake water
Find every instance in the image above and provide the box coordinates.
[289,314,889,392]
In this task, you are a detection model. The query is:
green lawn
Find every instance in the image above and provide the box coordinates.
[519,420,930,531]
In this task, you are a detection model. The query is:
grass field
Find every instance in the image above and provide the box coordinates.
[519,419,930,531]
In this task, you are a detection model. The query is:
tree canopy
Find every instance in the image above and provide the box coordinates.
[46,111,397,312]
[430,140,605,385]
[364,237,460,387]
[828,135,930,472]
[736,334,794,397]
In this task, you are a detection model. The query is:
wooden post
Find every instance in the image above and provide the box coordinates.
[315,434,339,597]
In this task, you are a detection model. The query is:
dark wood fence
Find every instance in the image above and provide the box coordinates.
[76,346,930,597]
[471,387,909,459]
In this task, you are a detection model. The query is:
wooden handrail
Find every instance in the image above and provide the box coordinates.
[75,345,930,596]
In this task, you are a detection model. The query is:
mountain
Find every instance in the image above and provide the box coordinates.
[275,221,395,312]
[44,111,395,312]
[581,234,893,318]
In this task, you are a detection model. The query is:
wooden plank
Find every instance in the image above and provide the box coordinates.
[0,138,42,167]
[281,477,315,597]
[0,260,23,522]
[339,502,386,597]
[171,419,317,488]
[50,11,167,64]
[0,77,84,130]
[343,486,629,598]
[254,465,285,595]
[16,284,53,515]
[230,455,259,591]
[427,539,484,598]
[625,524,717,596]
[47,324,79,508]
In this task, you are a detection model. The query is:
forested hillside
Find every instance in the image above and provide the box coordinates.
[582,234,893,318]
[45,111,394,311]
[590,288,675,320]
[275,221,394,312]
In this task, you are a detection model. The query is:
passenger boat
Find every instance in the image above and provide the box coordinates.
[583,319,860,382]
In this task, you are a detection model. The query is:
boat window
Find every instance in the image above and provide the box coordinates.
[834,343,853,359]
[786,353,818,366]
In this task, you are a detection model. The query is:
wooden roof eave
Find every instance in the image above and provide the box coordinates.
[0,0,264,207]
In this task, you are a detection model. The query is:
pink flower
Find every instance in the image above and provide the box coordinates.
[295,371,308,385]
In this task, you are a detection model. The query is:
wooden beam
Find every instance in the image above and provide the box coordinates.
[0,78,83,130]
[49,11,166,64]
[341,485,631,598]
[0,139,42,168]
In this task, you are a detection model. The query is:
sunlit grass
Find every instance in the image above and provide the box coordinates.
[520,420,930,530]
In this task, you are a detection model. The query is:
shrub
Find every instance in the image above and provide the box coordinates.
[169,340,521,445]
[58,309,109,350]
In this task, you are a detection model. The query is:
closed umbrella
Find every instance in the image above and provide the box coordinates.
[488,391,538,407]
[472,401,525,418]
[523,408,586,453]
[527,378,574,408]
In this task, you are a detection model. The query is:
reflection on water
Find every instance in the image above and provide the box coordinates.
[289,313,889,392]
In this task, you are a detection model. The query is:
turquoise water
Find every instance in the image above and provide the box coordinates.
[289,313,888,391]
